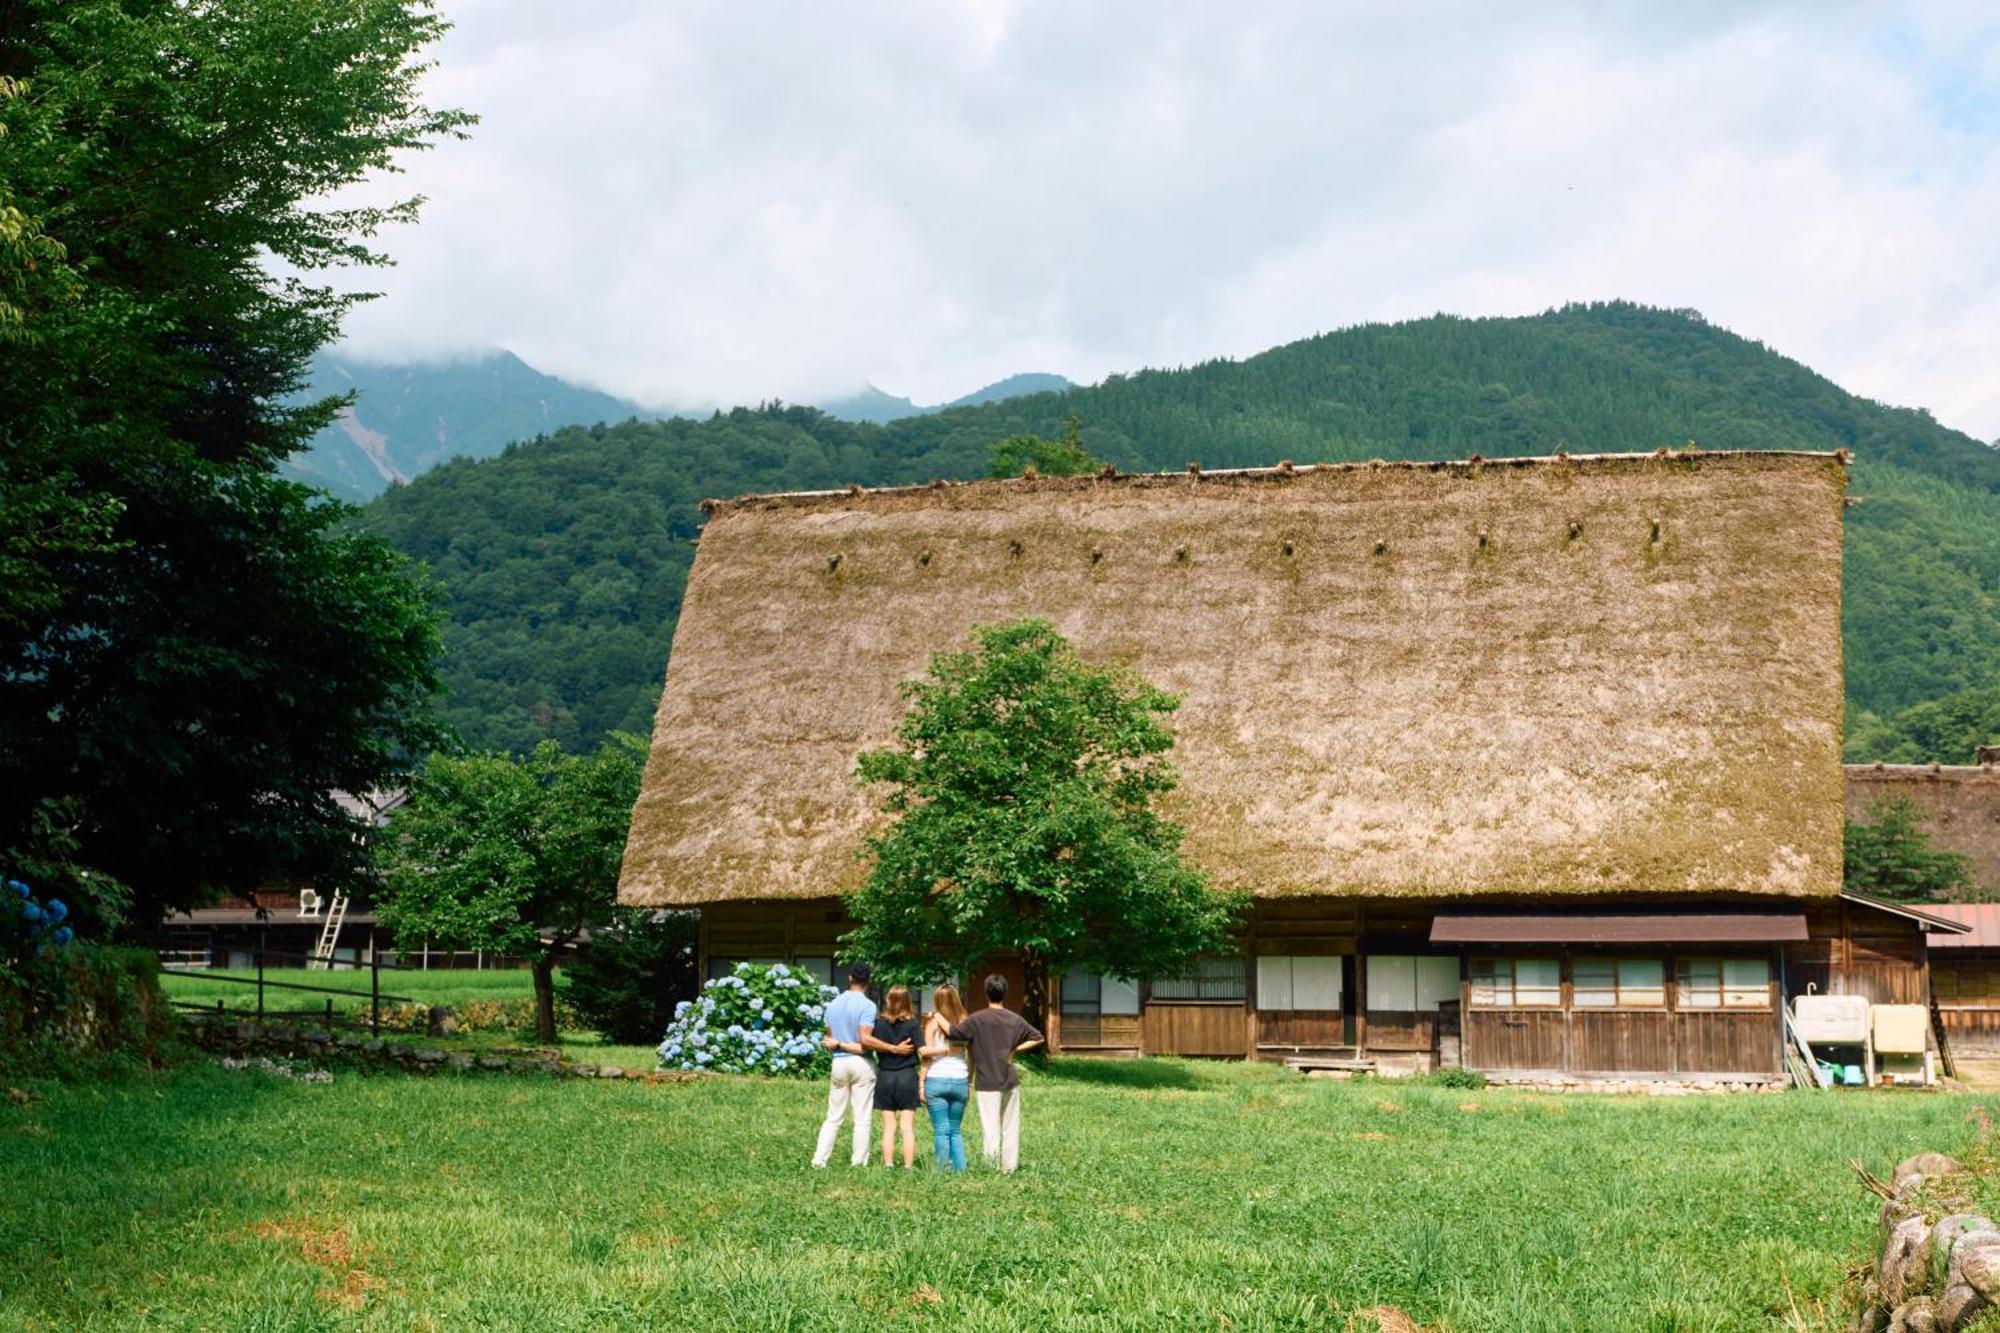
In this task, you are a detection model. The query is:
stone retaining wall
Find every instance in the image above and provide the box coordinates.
[179,1012,696,1083]
[1851,1151,2000,1331]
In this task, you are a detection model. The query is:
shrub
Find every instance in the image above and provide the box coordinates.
[560,910,698,1044]
[1426,1067,1487,1090]
[656,962,834,1077]
[0,942,178,1076]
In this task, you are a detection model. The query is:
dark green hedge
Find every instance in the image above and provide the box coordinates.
[0,945,180,1077]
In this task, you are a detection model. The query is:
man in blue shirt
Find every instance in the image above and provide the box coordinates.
[812,963,910,1167]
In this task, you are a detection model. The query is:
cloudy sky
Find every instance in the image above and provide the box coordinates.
[334,2,2000,440]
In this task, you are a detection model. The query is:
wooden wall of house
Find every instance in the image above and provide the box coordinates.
[1934,956,2000,1049]
[1783,900,1928,1005]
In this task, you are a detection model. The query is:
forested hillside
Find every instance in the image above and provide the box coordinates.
[359,303,2000,758]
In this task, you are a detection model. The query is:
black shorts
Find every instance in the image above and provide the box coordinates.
[874,1066,919,1111]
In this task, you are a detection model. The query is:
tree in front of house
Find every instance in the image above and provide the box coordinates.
[376,739,644,1042]
[984,416,1104,479]
[1844,797,1981,902]
[0,0,472,931]
[843,619,1245,1031]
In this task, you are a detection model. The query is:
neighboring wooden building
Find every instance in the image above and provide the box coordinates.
[619,449,1937,1083]
[1847,762,2000,897]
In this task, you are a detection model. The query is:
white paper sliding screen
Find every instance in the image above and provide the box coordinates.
[1256,956,1343,1011]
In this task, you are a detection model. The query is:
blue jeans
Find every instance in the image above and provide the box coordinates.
[924,1078,969,1171]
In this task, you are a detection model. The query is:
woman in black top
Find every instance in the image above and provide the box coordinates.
[872,985,922,1168]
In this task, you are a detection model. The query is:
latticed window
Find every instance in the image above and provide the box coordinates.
[1468,957,1560,1007]
[1675,957,1770,1009]
[1572,957,1667,1008]
[1150,956,1246,1001]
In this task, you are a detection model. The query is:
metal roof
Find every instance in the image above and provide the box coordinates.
[1920,902,2000,949]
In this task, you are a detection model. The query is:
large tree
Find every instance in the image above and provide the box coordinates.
[843,619,1244,1030]
[375,740,645,1043]
[0,1,472,929]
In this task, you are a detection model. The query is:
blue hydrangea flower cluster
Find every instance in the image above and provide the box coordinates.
[656,962,838,1078]
[4,879,75,956]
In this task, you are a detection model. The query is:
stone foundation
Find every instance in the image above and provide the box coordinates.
[1482,1073,1787,1095]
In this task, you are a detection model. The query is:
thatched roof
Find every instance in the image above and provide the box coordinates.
[618,450,1848,907]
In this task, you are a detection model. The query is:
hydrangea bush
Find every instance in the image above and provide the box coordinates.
[3,878,74,981]
[657,962,836,1077]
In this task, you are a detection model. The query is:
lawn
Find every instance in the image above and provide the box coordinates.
[157,965,538,1016]
[1,1059,1980,1331]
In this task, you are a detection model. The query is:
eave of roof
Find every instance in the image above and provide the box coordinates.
[1841,891,1973,933]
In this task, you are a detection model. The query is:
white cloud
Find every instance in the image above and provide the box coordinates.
[330,1,2000,440]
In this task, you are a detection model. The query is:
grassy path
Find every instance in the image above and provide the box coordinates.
[1,1059,1979,1330]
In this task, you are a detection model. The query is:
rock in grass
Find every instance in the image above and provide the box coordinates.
[1884,1215,1932,1306]
[598,1066,624,1079]
[1935,1280,1985,1330]
[1961,1243,2000,1303]
[1888,1295,1936,1332]
[414,1047,446,1065]
[1897,1155,1966,1189]
[477,1056,509,1070]
[1851,1304,1885,1333]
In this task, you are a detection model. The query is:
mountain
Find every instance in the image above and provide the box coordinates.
[815,372,1074,423]
[357,302,2000,758]
[283,350,653,502]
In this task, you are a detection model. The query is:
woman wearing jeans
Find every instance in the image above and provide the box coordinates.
[919,982,970,1171]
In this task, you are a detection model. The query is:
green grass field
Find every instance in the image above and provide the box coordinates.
[1,1059,1979,1331]
[158,965,537,1014]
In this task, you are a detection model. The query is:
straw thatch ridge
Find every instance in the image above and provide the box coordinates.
[697,447,1852,515]
[621,450,1847,907]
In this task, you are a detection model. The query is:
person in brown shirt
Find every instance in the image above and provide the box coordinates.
[947,973,1044,1172]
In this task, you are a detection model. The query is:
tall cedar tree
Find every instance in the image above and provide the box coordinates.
[1844,797,1980,903]
[376,740,645,1043]
[0,1,472,929]
[844,620,1244,1031]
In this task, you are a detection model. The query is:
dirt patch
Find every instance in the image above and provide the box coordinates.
[250,1216,388,1310]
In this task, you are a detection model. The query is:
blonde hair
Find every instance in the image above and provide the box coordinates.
[881,984,916,1023]
[928,981,966,1031]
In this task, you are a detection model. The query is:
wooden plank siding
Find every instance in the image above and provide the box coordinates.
[1140,1004,1248,1058]
[1933,959,2000,1050]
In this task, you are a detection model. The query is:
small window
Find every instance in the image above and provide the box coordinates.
[1677,957,1770,1010]
[1151,956,1246,1002]
[1468,957,1561,1008]
[1572,958,1666,1009]
[1061,973,1103,1014]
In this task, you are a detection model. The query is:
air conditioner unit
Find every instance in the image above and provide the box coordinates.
[298,889,322,918]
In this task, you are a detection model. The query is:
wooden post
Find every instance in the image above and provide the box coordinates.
[1046,975,1062,1056]
[1355,953,1369,1056]
[1242,924,1258,1062]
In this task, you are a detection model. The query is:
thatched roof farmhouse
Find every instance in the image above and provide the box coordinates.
[619,448,1951,1082]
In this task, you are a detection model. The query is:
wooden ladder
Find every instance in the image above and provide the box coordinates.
[1931,990,1958,1081]
[308,894,349,970]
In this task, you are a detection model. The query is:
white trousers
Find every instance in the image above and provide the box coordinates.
[974,1086,1021,1172]
[812,1057,875,1167]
